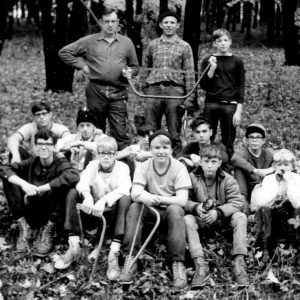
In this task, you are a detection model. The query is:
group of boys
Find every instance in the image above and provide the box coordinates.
[2,100,300,291]
[1,5,300,292]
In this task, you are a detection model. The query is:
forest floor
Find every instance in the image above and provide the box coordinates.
[0,33,300,299]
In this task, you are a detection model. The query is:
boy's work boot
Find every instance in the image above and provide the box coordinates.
[119,255,137,285]
[232,255,249,287]
[107,241,122,281]
[35,221,55,257]
[16,217,31,252]
[172,261,187,290]
[54,237,81,270]
[191,257,209,289]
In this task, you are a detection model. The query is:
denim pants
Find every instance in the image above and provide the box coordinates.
[184,212,247,258]
[63,188,131,240]
[255,203,300,252]
[3,179,68,229]
[86,81,130,150]
[144,85,184,156]
[122,203,186,261]
[204,102,237,157]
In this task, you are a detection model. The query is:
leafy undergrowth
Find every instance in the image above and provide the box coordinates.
[1,35,300,299]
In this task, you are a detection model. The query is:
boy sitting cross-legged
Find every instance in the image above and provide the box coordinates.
[54,137,132,282]
[119,130,192,290]
[184,145,249,288]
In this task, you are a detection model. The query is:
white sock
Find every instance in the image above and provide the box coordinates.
[68,235,80,247]
[110,241,121,253]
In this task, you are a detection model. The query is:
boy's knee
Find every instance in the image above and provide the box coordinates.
[184,214,197,228]
[118,195,132,209]
[165,204,184,218]
[231,211,247,228]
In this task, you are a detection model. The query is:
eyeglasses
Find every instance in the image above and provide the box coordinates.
[35,111,49,117]
[98,152,116,158]
[247,136,263,140]
[36,142,54,148]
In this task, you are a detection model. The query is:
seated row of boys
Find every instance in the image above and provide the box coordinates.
[1,101,300,290]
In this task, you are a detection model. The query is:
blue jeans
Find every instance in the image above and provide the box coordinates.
[144,85,184,156]
[204,102,237,157]
[86,81,130,150]
[123,203,186,261]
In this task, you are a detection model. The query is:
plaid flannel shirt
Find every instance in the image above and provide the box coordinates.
[141,35,195,104]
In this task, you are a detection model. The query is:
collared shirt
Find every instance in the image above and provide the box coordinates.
[141,35,195,95]
[58,32,139,88]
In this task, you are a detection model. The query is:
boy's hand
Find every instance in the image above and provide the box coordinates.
[142,195,160,207]
[122,67,133,80]
[196,203,207,217]
[233,110,242,127]
[82,194,94,209]
[22,182,39,196]
[202,210,218,224]
[208,56,217,69]
[93,200,106,217]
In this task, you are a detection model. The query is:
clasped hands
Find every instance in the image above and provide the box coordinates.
[196,203,218,225]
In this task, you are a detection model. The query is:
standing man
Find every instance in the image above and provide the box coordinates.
[58,7,139,150]
[142,9,195,156]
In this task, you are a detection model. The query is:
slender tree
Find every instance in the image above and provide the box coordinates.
[0,0,9,55]
[282,0,300,65]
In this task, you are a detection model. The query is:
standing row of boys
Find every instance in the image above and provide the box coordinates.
[1,7,300,291]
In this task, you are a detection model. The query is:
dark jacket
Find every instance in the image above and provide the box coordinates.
[185,167,245,217]
[0,156,80,190]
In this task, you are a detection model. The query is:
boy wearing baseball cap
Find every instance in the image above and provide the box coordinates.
[231,123,274,203]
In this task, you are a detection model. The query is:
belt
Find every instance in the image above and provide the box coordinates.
[221,100,238,105]
[90,79,125,90]
[150,81,182,87]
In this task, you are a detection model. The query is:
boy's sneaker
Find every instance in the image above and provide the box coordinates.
[35,221,55,257]
[191,258,209,289]
[119,255,137,285]
[55,241,81,270]
[232,255,249,286]
[16,217,31,253]
[107,250,121,281]
[172,261,187,290]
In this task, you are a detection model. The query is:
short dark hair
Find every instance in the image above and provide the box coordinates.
[100,7,118,19]
[200,145,222,160]
[190,117,211,131]
[31,102,51,115]
[136,123,152,137]
[34,129,57,145]
[212,28,231,41]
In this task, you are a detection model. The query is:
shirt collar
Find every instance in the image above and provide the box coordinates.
[159,34,180,43]
[97,32,120,41]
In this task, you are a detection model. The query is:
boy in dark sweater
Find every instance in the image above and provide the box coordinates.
[231,123,274,202]
[200,29,246,158]
[177,116,228,173]
[0,129,80,256]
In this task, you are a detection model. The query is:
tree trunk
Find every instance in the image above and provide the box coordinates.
[160,0,168,14]
[183,0,202,110]
[240,1,253,39]
[0,0,9,55]
[266,0,275,42]
[282,0,300,65]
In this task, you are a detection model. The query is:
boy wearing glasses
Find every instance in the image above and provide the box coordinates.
[231,123,274,203]
[55,137,132,282]
[251,149,300,263]
[7,101,70,164]
[177,117,228,172]
[0,130,80,256]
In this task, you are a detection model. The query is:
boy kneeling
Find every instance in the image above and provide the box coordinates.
[184,145,248,288]
[251,149,300,263]
[55,137,132,282]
